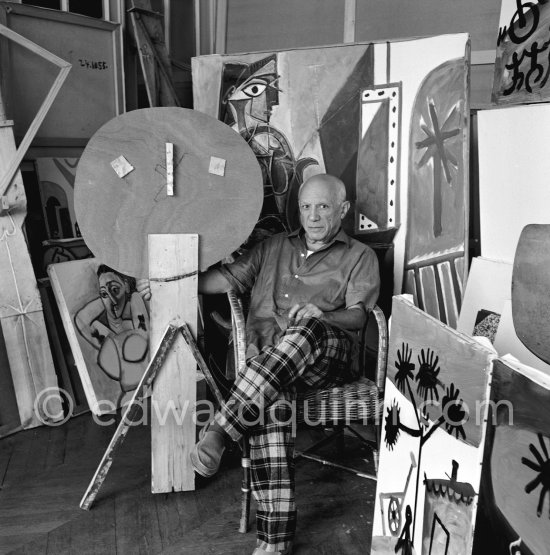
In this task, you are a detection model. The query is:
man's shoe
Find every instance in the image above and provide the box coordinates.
[190,423,226,477]
[252,544,293,554]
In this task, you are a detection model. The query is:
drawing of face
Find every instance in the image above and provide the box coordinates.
[298,176,350,246]
[221,55,279,134]
[98,271,129,320]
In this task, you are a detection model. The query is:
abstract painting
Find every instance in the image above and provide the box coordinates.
[477,356,550,554]
[48,258,150,414]
[403,57,469,328]
[192,35,470,319]
[493,0,550,105]
[372,295,494,555]
[35,157,80,239]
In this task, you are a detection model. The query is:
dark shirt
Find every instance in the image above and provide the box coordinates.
[219,228,380,358]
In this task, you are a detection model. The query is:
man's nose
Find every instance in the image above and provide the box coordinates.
[108,292,117,306]
[308,208,319,220]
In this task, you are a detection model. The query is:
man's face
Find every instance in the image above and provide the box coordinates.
[99,272,128,319]
[298,179,349,245]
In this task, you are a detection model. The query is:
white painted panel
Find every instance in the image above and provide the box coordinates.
[478,104,550,263]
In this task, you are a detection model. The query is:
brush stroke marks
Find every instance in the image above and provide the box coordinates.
[404,58,468,329]
[480,357,550,555]
[493,0,550,104]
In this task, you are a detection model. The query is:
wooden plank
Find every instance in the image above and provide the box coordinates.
[214,0,227,54]
[343,0,356,43]
[80,324,179,509]
[1,311,61,429]
[149,234,197,493]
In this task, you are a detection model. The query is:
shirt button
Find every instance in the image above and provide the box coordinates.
[284,294,289,298]
[301,253,305,257]
[294,274,299,278]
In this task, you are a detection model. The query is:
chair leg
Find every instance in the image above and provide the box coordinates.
[239,436,251,533]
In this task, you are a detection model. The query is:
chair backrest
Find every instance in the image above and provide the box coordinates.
[227,290,388,388]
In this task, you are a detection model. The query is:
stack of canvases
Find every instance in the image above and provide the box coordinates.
[373,1,550,553]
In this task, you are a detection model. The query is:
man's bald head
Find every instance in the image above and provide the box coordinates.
[298,174,347,205]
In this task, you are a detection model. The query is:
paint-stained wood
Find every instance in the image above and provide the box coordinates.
[149,234,197,493]
[437,261,458,329]
[80,324,179,510]
[74,107,263,278]
[512,224,550,365]
[419,265,441,322]
[0,83,60,431]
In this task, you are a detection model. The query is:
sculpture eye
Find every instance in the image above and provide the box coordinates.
[242,81,267,98]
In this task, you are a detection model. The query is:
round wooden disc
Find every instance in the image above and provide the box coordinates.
[512,223,550,365]
[74,107,263,277]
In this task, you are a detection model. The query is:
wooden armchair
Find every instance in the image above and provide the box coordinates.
[225,290,388,533]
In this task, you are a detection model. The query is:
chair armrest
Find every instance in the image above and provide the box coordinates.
[369,305,389,391]
[227,290,248,376]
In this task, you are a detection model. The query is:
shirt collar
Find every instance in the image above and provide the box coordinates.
[288,227,352,248]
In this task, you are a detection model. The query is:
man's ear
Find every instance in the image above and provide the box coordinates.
[341,200,351,219]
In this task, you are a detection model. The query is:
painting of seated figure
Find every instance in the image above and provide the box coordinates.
[48,258,150,414]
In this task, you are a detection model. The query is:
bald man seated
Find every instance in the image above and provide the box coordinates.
[191,173,380,554]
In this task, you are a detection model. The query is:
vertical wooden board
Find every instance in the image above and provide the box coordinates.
[1,311,61,429]
[372,295,495,555]
[478,104,550,264]
[437,261,458,329]
[149,234,198,493]
[419,265,440,322]
[478,357,550,554]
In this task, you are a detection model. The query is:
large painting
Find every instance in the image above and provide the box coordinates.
[192,35,470,322]
[493,0,550,105]
[372,295,494,554]
[478,356,550,554]
[48,258,150,414]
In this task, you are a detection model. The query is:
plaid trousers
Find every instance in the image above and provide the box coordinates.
[214,317,353,552]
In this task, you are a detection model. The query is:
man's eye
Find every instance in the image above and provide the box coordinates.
[100,291,109,298]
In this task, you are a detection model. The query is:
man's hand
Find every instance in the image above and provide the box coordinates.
[288,302,323,322]
[136,278,151,302]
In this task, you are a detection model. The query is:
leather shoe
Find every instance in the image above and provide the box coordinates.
[190,423,226,477]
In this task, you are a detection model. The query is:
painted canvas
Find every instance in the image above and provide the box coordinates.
[477,104,550,265]
[457,257,512,341]
[192,35,470,322]
[48,258,150,414]
[35,157,81,240]
[372,295,494,555]
[477,355,550,554]
[493,0,550,105]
